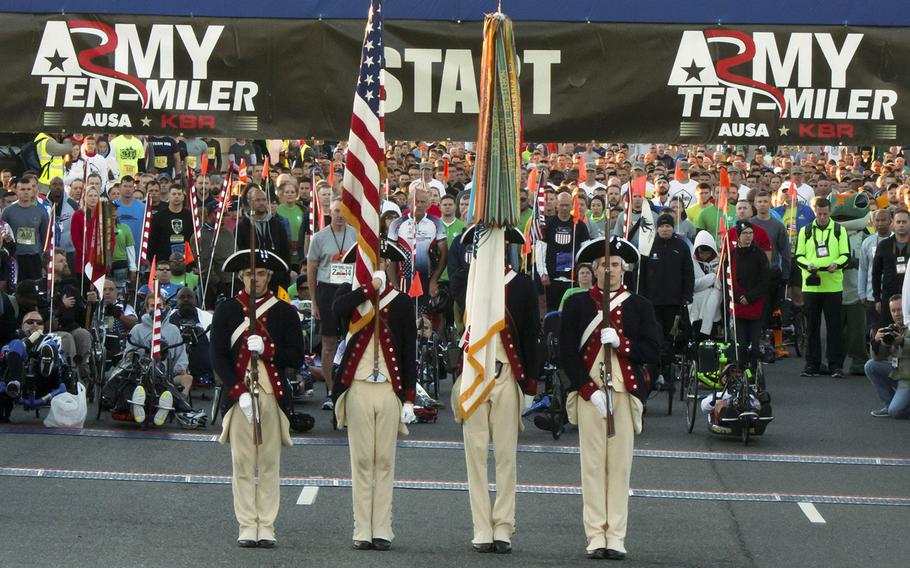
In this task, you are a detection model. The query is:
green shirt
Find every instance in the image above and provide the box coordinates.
[277,204,305,257]
[441,217,465,282]
[171,272,200,291]
[113,222,135,263]
[693,204,723,241]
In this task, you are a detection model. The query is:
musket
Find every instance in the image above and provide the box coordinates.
[601,235,616,438]
[247,216,263,446]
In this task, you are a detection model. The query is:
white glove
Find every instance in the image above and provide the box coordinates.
[400,402,416,424]
[239,392,254,424]
[600,327,620,348]
[590,390,608,418]
[28,331,42,344]
[372,270,387,290]
[247,335,264,355]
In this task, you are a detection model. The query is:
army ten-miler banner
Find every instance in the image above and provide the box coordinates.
[1,13,907,143]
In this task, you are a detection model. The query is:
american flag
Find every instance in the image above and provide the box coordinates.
[137,190,153,270]
[45,209,55,295]
[527,166,546,242]
[187,165,202,258]
[151,281,162,361]
[340,0,386,334]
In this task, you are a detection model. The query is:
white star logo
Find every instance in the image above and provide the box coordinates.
[141,116,151,127]
[365,40,373,51]
[778,125,790,136]
[364,90,374,101]
[365,56,374,67]
[366,23,373,32]
[365,74,374,85]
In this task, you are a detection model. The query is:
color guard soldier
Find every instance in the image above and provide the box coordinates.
[212,249,305,549]
[333,242,416,551]
[560,236,661,560]
[454,226,539,554]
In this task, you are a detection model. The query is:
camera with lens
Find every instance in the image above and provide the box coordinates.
[805,270,821,287]
[880,324,906,345]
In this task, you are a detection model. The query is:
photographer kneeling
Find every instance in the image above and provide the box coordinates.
[865,294,910,418]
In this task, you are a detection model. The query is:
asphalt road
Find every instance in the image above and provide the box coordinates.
[1,355,908,568]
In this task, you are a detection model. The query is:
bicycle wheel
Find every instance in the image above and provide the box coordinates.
[430,334,440,399]
[685,363,698,433]
[795,309,807,357]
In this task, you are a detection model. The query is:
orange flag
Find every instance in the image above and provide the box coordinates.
[238,159,249,183]
[328,165,335,188]
[443,159,449,181]
[525,168,539,193]
[577,155,587,184]
[261,156,270,181]
[674,160,683,182]
[788,176,798,202]
[184,241,195,265]
[719,166,730,190]
[200,153,209,176]
[147,256,157,293]
[718,185,729,214]
[408,271,424,298]
[572,192,581,224]
[630,174,647,197]
[521,223,532,255]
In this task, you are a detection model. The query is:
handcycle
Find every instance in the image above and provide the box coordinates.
[683,339,772,445]
[525,310,569,440]
[100,337,207,429]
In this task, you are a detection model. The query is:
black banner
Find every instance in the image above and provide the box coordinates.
[1,12,907,143]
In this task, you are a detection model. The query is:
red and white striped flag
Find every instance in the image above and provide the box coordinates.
[45,209,55,294]
[340,0,386,335]
[150,270,162,361]
[187,165,202,259]
[137,191,153,270]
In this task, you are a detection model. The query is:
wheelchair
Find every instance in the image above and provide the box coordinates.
[525,311,569,440]
[683,339,772,445]
[1,335,78,421]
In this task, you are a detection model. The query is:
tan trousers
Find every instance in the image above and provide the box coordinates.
[462,366,521,544]
[577,389,635,553]
[345,380,401,542]
[224,391,285,542]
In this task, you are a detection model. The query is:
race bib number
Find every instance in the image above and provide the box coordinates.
[329,263,354,285]
[16,226,36,246]
[154,156,168,169]
[122,163,137,176]
[207,147,216,159]
[186,156,197,169]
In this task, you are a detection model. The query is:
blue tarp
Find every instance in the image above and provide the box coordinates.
[0,0,905,26]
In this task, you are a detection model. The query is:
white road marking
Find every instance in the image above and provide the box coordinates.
[296,486,319,505]
[798,502,826,524]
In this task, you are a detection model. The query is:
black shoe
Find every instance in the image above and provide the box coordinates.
[800,368,819,377]
[257,539,276,549]
[237,540,258,548]
[493,540,512,554]
[372,538,391,551]
[587,548,607,559]
[605,549,626,560]
[352,540,373,550]
[830,368,843,378]
[473,543,494,553]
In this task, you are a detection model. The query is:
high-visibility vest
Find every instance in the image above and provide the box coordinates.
[35,133,65,185]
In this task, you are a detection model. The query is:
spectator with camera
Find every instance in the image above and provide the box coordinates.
[165,287,213,387]
[865,294,910,418]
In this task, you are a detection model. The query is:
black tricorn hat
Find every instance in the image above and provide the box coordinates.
[222,249,289,273]
[341,241,408,264]
[575,236,639,265]
[459,224,526,246]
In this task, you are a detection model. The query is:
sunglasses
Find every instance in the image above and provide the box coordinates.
[158,267,171,271]
[24,319,44,325]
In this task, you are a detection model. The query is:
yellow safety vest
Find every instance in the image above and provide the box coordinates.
[35,133,65,185]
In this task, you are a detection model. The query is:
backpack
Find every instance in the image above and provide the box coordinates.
[801,221,842,247]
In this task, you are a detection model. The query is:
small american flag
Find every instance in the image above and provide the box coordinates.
[340,0,386,334]
[45,209,55,294]
[138,191,153,270]
[187,165,202,256]
[151,284,162,361]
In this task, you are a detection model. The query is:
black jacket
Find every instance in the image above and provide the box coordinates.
[332,283,417,403]
[503,271,541,390]
[560,290,661,402]
[640,235,694,306]
[210,294,305,417]
[236,214,292,290]
[872,235,910,302]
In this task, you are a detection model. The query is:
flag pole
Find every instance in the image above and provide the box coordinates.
[204,169,234,304]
